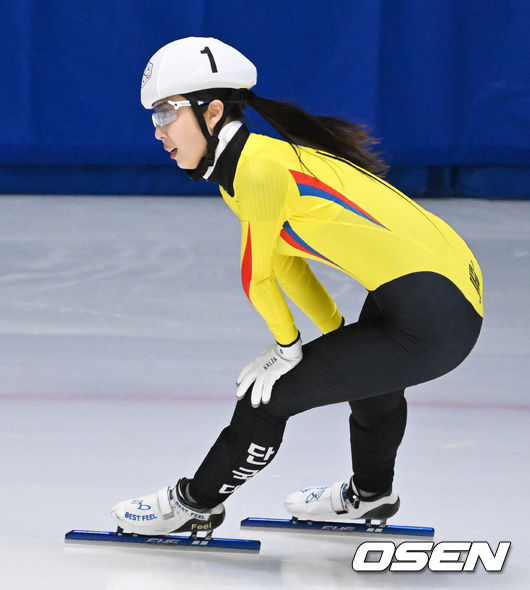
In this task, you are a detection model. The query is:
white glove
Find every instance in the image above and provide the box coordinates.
[236,334,303,408]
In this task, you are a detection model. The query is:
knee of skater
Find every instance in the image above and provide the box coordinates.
[234,393,288,425]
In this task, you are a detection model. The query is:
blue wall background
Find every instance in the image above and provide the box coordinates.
[1,0,529,198]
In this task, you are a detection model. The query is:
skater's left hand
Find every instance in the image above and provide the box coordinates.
[236,333,303,407]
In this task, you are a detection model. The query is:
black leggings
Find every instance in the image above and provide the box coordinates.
[189,272,483,508]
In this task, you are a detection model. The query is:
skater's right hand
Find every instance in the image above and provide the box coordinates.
[236,333,303,408]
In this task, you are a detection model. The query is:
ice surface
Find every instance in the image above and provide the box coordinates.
[0,194,528,589]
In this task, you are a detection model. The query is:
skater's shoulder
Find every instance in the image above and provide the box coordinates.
[234,144,293,201]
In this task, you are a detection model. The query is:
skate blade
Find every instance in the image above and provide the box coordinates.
[65,529,260,552]
[241,517,434,537]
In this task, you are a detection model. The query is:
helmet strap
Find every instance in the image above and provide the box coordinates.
[187,98,229,180]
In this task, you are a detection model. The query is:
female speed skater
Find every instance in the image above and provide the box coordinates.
[111,37,483,535]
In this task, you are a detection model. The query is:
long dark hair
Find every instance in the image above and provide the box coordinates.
[184,88,388,177]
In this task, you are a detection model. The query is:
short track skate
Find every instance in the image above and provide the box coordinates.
[65,526,261,552]
[241,516,434,537]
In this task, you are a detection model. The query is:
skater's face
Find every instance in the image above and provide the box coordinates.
[153,95,225,170]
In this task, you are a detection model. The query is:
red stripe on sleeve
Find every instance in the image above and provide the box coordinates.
[241,225,252,300]
[289,169,384,227]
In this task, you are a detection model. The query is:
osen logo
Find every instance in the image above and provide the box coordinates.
[352,541,510,572]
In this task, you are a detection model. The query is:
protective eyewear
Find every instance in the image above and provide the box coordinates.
[151,100,210,128]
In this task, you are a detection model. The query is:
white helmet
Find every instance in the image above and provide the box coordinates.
[141,37,257,109]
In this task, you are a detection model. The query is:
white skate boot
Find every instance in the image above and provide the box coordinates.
[285,477,399,522]
[111,478,225,536]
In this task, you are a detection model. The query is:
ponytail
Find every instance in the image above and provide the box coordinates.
[245,91,388,177]
[185,88,388,177]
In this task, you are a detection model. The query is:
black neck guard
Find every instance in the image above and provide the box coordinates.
[194,124,250,196]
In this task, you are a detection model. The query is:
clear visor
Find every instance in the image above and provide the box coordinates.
[151,100,210,128]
